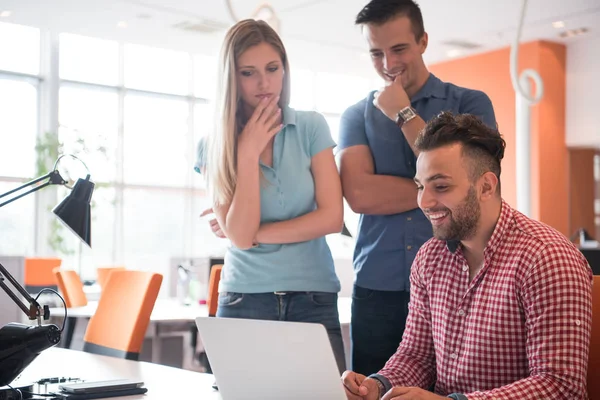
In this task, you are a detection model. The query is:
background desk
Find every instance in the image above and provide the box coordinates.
[49,297,353,368]
[13,348,221,399]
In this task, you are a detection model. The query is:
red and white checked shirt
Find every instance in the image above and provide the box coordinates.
[378,200,593,399]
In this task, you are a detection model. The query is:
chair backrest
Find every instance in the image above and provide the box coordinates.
[24,258,61,293]
[589,275,600,399]
[207,265,223,317]
[83,270,162,360]
[96,266,126,290]
[53,268,88,308]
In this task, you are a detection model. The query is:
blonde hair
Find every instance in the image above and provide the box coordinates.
[207,19,291,206]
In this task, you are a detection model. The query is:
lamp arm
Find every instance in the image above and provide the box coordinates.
[0,170,67,208]
[0,171,54,200]
[0,262,42,322]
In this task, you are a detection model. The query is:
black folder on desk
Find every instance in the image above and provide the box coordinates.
[53,387,148,400]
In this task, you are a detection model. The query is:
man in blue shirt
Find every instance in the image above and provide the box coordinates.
[337,0,496,376]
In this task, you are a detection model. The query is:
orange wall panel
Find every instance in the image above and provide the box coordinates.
[429,41,567,235]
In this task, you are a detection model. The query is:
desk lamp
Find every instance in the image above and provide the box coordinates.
[0,154,94,387]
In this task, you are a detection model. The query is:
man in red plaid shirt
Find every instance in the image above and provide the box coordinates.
[342,112,593,399]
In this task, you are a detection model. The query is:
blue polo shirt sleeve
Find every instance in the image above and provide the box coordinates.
[309,112,336,157]
[337,98,368,150]
[459,90,497,129]
[194,137,207,174]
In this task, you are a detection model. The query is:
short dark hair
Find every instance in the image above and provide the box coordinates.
[415,112,506,190]
[355,0,425,41]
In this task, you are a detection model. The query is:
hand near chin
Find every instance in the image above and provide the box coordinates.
[237,95,282,160]
[373,75,410,122]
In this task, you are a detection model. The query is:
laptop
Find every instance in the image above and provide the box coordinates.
[195,317,347,400]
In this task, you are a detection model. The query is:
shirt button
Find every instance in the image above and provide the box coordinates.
[450,353,458,360]
[462,265,468,272]
[575,320,581,326]
[458,309,465,316]
[407,245,412,250]
[407,217,412,221]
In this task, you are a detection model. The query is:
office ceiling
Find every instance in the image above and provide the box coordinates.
[1,0,599,67]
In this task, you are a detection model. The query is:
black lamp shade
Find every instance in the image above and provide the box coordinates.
[52,175,94,247]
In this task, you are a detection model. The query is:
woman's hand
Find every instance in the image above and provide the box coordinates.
[237,95,283,161]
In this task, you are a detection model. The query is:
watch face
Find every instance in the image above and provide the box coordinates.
[403,108,416,120]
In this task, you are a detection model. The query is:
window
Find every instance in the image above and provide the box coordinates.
[324,115,341,147]
[315,72,370,113]
[290,69,315,110]
[122,187,187,262]
[59,85,118,183]
[0,79,37,178]
[0,22,40,75]
[59,33,119,86]
[123,94,189,186]
[124,44,190,95]
[0,181,35,255]
[194,55,217,100]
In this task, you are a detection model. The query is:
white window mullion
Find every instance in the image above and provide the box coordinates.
[34,29,59,257]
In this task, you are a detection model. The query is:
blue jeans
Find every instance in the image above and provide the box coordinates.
[216,291,346,374]
[350,284,410,376]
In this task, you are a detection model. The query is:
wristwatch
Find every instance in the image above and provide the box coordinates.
[395,106,418,129]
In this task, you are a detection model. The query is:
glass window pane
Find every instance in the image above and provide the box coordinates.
[0,79,37,178]
[59,85,118,183]
[122,188,187,267]
[0,22,40,75]
[324,115,341,148]
[289,69,315,110]
[0,181,35,255]
[193,54,217,100]
[123,94,189,186]
[125,44,189,95]
[59,33,119,86]
[316,73,371,114]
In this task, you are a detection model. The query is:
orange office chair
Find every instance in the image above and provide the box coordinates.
[83,270,162,360]
[53,268,88,349]
[588,276,600,399]
[207,264,223,317]
[96,266,126,290]
[24,258,61,293]
[53,268,87,308]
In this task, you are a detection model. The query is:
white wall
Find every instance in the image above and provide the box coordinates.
[566,35,600,149]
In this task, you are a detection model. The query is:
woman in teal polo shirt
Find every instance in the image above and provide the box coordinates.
[204,19,345,373]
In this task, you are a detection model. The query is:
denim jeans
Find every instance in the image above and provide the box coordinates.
[216,291,346,374]
[350,284,410,376]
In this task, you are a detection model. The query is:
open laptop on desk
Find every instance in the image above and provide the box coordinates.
[195,317,346,400]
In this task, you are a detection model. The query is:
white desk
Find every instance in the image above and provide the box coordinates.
[53,297,352,324]
[13,348,221,399]
[50,297,353,364]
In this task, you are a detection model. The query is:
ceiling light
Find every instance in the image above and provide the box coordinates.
[559,27,589,38]
[0,10,12,17]
[552,21,565,29]
[446,49,463,58]
[117,21,128,28]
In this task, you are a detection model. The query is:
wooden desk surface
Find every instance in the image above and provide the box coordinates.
[13,348,221,399]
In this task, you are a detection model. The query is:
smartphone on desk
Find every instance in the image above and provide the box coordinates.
[59,379,144,394]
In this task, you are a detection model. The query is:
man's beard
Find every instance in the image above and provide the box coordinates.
[431,186,480,241]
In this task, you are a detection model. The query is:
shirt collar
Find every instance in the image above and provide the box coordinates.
[446,199,514,255]
[282,106,296,126]
[411,73,447,103]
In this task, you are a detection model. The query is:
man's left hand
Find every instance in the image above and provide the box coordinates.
[381,387,448,400]
[373,75,410,122]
